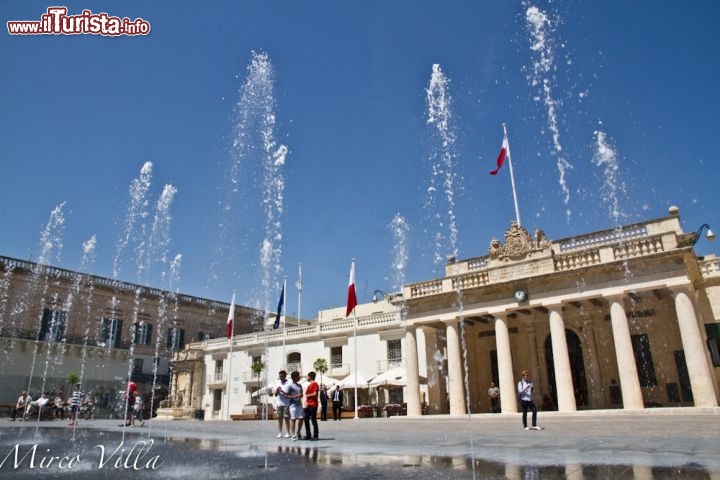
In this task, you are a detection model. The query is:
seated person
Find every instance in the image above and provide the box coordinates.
[53,393,66,419]
[27,392,51,419]
[11,391,31,421]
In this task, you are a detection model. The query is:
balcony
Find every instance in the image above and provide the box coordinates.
[207,373,226,389]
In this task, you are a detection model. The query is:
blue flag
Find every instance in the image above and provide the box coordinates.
[273,285,284,329]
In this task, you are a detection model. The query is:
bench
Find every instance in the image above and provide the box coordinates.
[0,404,14,417]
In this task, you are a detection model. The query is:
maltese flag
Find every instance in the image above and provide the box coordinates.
[489,136,509,175]
[346,260,357,317]
[226,292,236,339]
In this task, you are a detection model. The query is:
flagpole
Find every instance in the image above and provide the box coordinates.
[282,277,287,369]
[503,123,522,227]
[297,263,302,327]
[225,291,236,421]
[353,307,358,420]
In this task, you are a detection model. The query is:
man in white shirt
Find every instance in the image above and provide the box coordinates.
[517,370,542,430]
[274,370,291,438]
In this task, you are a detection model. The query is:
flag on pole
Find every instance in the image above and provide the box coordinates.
[346,260,357,317]
[489,135,509,175]
[274,285,284,329]
[296,264,302,293]
[226,292,236,339]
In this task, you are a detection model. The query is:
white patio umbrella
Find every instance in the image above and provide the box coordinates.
[368,367,427,388]
[336,372,373,389]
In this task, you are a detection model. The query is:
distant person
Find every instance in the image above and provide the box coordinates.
[133,390,145,426]
[273,370,291,438]
[28,391,50,419]
[68,383,84,426]
[319,385,329,421]
[287,371,304,440]
[10,390,30,421]
[53,392,65,420]
[122,378,137,427]
[331,385,344,421]
[302,372,319,440]
[517,371,541,430]
[488,382,500,413]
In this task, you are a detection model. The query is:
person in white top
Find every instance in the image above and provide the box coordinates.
[517,370,542,430]
[274,370,292,438]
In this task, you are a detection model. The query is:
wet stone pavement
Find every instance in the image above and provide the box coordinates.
[1,408,719,479]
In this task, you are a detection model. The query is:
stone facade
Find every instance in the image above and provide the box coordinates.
[170,207,720,419]
[0,256,261,406]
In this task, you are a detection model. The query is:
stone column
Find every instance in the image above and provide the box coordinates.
[445,320,466,416]
[672,289,719,407]
[608,297,644,409]
[495,314,517,413]
[404,326,423,416]
[548,306,577,412]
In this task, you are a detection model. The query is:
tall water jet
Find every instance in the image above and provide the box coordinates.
[389,213,410,319]
[425,63,476,479]
[525,4,573,220]
[113,161,153,280]
[210,51,287,323]
[13,203,67,435]
[425,64,460,269]
[592,129,632,281]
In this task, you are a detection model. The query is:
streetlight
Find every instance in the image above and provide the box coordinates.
[372,290,391,303]
[691,224,716,246]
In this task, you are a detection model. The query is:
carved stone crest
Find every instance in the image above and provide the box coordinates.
[488,221,551,261]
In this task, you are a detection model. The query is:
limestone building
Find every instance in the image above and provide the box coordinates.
[0,255,261,406]
[170,207,720,419]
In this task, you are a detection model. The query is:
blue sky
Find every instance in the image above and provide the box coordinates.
[1,1,719,319]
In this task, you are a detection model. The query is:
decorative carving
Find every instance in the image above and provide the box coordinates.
[488,221,551,261]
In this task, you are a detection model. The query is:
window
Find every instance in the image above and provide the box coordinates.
[705,323,720,367]
[330,346,343,369]
[167,327,185,350]
[387,339,402,368]
[39,308,67,342]
[198,331,213,341]
[133,358,144,375]
[287,352,301,373]
[134,322,153,346]
[214,360,224,382]
[99,317,122,348]
[631,334,657,387]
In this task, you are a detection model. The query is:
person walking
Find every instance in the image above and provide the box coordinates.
[331,385,343,421]
[488,382,500,413]
[517,370,542,430]
[303,372,319,440]
[319,385,328,421]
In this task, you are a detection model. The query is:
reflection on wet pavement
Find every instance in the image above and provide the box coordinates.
[1,429,714,479]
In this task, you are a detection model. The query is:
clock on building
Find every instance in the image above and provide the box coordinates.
[513,288,528,302]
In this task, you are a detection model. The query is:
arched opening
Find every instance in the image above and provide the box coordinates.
[544,329,588,408]
[287,351,301,373]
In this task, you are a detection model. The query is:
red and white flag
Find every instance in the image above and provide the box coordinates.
[346,260,357,317]
[226,292,236,339]
[489,135,509,175]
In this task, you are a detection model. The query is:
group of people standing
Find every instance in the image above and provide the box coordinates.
[274,370,320,440]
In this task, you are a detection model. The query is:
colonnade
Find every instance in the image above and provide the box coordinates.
[402,286,718,416]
